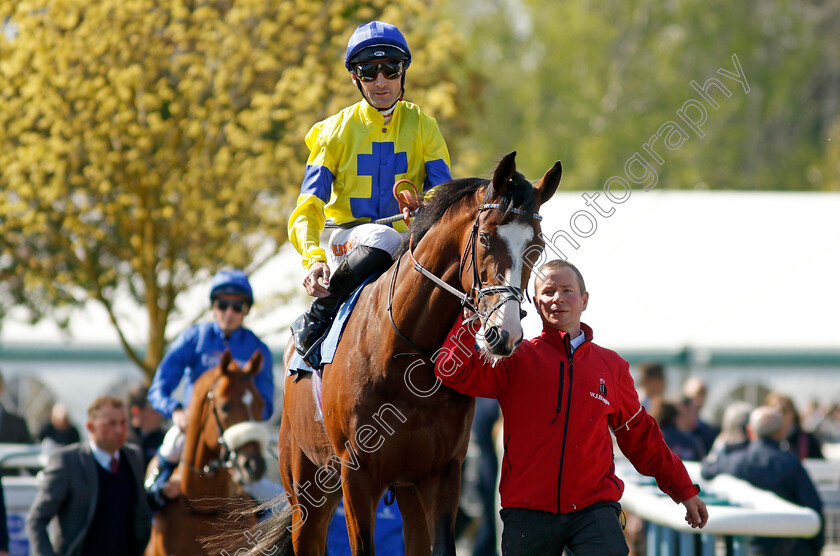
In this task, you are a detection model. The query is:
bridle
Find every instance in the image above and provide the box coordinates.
[181,376,246,478]
[388,202,542,355]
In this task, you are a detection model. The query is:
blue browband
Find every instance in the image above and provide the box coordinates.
[478,203,543,221]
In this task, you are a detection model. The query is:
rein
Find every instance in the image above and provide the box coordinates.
[181,377,243,479]
[387,202,542,354]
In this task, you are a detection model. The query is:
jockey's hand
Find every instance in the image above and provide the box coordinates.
[172,408,188,431]
[162,478,182,500]
[304,262,331,298]
[402,206,412,226]
[682,495,709,529]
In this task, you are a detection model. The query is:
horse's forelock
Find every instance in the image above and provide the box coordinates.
[482,171,538,223]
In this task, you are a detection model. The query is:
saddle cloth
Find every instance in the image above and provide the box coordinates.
[287,273,378,377]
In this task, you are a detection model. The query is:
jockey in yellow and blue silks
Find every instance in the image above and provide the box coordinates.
[290,21,452,368]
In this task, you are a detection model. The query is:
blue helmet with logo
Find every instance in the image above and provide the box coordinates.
[344,21,411,71]
[209,270,253,304]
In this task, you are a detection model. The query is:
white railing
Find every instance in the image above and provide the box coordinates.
[618,460,822,556]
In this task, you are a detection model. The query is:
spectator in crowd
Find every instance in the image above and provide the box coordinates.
[469,397,501,556]
[37,403,81,446]
[682,376,720,453]
[766,392,824,460]
[26,396,152,556]
[702,401,753,470]
[434,260,707,555]
[801,399,825,433]
[817,402,840,443]
[0,369,32,444]
[654,398,706,462]
[637,362,666,412]
[126,385,166,468]
[327,497,404,556]
[702,406,824,556]
[146,269,274,507]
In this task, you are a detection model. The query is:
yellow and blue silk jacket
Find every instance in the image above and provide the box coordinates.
[288,99,452,269]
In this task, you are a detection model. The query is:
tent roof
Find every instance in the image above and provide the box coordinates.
[2,191,838,353]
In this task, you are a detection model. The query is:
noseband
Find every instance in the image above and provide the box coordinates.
[388,202,542,355]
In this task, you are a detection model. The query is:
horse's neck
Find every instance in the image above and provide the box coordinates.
[389,218,469,349]
[181,430,229,499]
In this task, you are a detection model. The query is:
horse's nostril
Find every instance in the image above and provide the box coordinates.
[485,327,510,349]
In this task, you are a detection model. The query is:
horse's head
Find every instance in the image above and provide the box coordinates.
[461,152,561,356]
[183,350,268,492]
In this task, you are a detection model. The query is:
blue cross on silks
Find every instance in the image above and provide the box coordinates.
[352,142,408,222]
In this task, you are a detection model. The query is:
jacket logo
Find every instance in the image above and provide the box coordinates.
[591,379,610,405]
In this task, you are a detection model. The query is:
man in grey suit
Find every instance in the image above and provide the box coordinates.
[26,395,152,556]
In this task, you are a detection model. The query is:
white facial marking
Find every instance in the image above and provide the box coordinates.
[497,222,533,288]
[482,222,533,354]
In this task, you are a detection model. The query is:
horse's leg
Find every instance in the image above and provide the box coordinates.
[341,471,380,556]
[415,461,462,556]
[280,417,341,556]
[396,484,432,556]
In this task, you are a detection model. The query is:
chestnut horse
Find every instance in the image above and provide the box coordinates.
[145,349,269,556]
[252,152,560,556]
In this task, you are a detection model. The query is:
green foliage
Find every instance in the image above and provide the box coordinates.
[0,0,469,376]
[455,0,840,191]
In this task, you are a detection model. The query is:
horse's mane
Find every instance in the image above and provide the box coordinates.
[397,170,536,257]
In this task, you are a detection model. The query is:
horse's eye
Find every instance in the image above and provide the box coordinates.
[220,402,231,413]
[479,233,491,247]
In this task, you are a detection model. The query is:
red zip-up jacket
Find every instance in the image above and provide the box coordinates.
[435,315,699,514]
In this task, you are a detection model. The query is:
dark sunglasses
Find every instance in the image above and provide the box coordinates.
[353,61,404,82]
[214,300,246,313]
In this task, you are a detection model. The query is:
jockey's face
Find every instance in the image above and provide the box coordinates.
[213,294,250,335]
[534,267,589,335]
[352,60,402,110]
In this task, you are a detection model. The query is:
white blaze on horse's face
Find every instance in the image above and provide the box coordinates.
[478,221,533,357]
[242,389,254,421]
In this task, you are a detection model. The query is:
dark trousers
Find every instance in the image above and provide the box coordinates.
[500,503,628,556]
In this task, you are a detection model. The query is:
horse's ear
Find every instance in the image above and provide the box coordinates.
[489,151,517,199]
[534,160,562,207]
[220,349,233,375]
[243,350,263,377]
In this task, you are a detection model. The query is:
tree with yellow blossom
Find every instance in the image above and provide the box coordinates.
[0,0,471,378]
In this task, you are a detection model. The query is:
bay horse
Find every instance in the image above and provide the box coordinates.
[257,152,560,556]
[145,349,269,556]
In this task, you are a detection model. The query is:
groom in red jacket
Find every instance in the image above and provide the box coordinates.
[435,259,707,555]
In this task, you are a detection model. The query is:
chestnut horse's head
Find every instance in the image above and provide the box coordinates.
[467,152,561,356]
[406,151,561,357]
[182,350,268,493]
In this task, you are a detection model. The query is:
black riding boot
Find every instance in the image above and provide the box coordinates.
[291,245,394,367]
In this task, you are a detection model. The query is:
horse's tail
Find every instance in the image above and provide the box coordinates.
[201,494,295,556]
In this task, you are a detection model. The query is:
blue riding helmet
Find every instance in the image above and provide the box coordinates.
[209,270,253,304]
[345,21,411,71]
